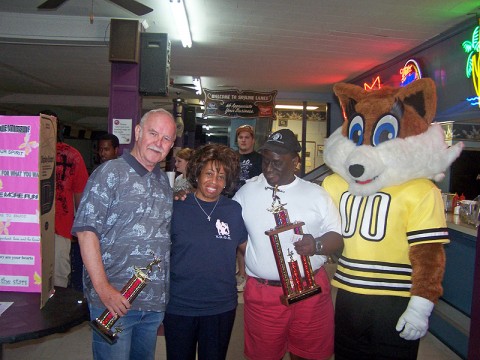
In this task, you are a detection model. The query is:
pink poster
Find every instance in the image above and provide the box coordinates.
[0,116,44,292]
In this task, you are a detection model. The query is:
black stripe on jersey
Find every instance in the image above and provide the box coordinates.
[407,227,449,245]
[338,255,412,276]
[334,269,412,291]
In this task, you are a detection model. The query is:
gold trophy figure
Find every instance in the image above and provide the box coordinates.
[265,186,321,305]
[90,255,161,344]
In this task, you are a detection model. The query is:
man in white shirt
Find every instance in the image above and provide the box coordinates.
[233,128,343,360]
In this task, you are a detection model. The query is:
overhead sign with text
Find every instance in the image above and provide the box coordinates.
[204,89,277,118]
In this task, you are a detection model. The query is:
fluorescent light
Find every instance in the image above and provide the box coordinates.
[169,0,192,48]
[275,105,319,111]
[192,77,202,95]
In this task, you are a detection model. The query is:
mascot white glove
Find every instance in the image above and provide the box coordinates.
[395,296,434,340]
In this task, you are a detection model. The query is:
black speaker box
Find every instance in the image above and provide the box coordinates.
[109,19,140,63]
[139,33,171,96]
[184,107,197,132]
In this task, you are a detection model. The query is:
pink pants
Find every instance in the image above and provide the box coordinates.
[244,267,334,360]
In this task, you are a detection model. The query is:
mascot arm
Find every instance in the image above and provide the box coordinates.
[395,243,446,340]
[409,243,446,302]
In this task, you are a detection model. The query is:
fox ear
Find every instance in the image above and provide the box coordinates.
[398,78,436,124]
[333,83,364,122]
[397,78,437,136]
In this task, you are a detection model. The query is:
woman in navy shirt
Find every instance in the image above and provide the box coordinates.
[164,144,248,360]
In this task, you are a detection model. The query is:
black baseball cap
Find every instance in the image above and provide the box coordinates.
[259,129,301,154]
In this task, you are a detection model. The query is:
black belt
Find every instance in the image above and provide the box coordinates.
[252,268,321,287]
[253,277,283,287]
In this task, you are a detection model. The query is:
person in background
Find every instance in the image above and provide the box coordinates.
[40,110,89,289]
[234,124,263,292]
[164,144,247,360]
[236,124,262,187]
[98,133,119,164]
[72,109,176,360]
[173,147,193,193]
[233,128,343,360]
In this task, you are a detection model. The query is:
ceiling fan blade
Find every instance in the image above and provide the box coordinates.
[37,0,69,10]
[108,0,154,16]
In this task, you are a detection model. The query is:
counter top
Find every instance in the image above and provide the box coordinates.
[445,212,478,237]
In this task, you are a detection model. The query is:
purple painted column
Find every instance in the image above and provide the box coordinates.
[107,62,142,155]
[468,224,480,359]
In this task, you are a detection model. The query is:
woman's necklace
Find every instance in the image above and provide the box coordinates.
[193,192,220,221]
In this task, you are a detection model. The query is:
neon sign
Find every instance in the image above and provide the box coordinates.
[462,25,480,107]
[364,76,382,90]
[400,59,422,86]
[466,96,480,106]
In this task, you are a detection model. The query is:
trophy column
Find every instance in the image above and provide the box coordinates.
[265,186,321,306]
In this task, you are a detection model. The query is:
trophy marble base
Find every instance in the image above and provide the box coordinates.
[89,318,118,345]
[281,284,321,306]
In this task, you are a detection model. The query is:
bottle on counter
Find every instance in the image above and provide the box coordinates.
[453,193,460,215]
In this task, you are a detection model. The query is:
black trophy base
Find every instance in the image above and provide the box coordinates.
[89,319,118,345]
[281,285,322,306]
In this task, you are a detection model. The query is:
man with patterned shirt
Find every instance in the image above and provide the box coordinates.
[72,109,177,360]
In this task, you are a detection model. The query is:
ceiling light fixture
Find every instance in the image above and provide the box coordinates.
[275,105,319,111]
[169,0,192,48]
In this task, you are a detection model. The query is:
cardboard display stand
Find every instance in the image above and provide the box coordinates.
[0,115,56,308]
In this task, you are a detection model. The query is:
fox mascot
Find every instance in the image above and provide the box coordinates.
[323,78,463,359]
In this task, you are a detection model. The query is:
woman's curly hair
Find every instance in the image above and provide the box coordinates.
[186,144,240,195]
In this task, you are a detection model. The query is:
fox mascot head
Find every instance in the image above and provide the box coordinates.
[324,78,463,197]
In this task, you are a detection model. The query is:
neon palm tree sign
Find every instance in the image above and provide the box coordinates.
[462,25,480,106]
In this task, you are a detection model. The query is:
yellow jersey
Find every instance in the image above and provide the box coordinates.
[323,174,449,297]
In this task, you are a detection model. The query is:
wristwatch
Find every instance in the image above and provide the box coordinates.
[315,238,324,255]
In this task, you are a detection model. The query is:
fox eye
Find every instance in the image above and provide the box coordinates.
[348,115,364,146]
[372,114,399,146]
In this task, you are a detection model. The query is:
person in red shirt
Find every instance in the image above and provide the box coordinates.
[41,110,89,288]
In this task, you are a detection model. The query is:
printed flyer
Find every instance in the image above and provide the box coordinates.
[0,115,56,306]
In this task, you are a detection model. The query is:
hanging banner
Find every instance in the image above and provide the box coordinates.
[204,89,277,119]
